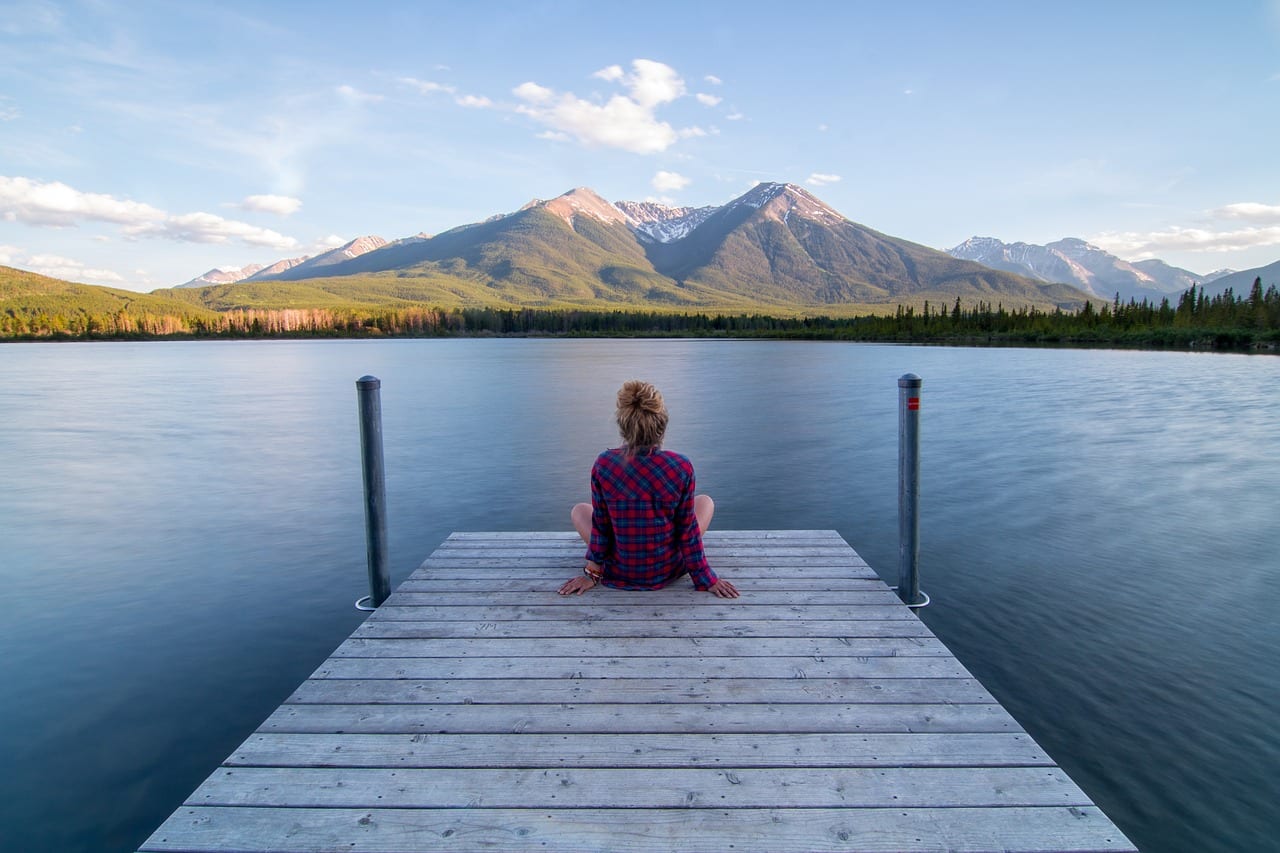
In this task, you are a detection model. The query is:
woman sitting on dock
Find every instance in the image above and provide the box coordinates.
[559,380,740,598]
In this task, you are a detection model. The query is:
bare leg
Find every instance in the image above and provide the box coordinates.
[571,502,592,545]
[695,494,715,534]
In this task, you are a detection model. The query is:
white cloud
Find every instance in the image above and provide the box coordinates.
[513,81,554,103]
[317,234,348,250]
[125,211,298,250]
[0,96,18,121]
[241,194,302,216]
[695,93,722,107]
[22,251,125,284]
[704,75,722,85]
[1090,224,1280,258]
[726,111,744,121]
[817,123,829,132]
[652,171,691,192]
[0,243,18,264]
[1213,202,1280,223]
[455,94,493,108]
[399,77,456,95]
[806,173,842,187]
[336,84,384,104]
[512,59,702,154]
[1,176,300,251]
[536,130,571,142]
[0,176,166,226]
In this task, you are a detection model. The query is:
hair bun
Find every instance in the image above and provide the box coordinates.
[618,380,665,414]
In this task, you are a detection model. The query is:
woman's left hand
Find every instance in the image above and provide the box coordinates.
[559,575,598,595]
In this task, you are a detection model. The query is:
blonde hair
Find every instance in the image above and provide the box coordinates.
[616,380,668,451]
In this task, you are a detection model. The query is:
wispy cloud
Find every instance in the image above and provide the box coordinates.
[1091,199,1280,258]
[1212,202,1280,223]
[125,212,298,250]
[512,59,704,154]
[695,93,722,107]
[652,171,690,192]
[0,96,18,121]
[704,75,722,85]
[455,94,492,108]
[1,176,298,250]
[336,84,384,104]
[1,244,126,284]
[1091,224,1280,257]
[239,194,302,216]
[806,173,842,187]
[399,77,456,96]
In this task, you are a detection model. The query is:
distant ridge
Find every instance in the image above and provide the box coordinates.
[948,236,1208,301]
[192,183,1089,311]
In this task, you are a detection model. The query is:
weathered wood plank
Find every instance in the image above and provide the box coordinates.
[142,805,1135,853]
[186,765,1092,809]
[330,636,950,659]
[226,732,1053,768]
[259,702,1022,735]
[412,559,880,577]
[351,618,938,639]
[446,529,845,541]
[367,604,916,622]
[285,677,998,706]
[399,577,887,592]
[431,546,863,558]
[310,655,973,680]
[383,589,903,607]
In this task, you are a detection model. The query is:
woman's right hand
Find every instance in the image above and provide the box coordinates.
[708,578,740,598]
[559,575,598,595]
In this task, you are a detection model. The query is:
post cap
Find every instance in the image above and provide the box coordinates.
[898,373,922,388]
[357,375,381,389]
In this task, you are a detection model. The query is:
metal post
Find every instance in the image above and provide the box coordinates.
[356,376,390,610]
[897,373,924,608]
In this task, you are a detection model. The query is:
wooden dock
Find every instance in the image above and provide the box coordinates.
[141,530,1135,852]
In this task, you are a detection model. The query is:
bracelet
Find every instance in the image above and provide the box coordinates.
[583,566,602,583]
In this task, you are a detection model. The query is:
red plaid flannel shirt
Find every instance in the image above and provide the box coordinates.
[585,447,717,590]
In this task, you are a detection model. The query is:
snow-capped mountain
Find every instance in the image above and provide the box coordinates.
[178,263,265,289]
[614,200,717,244]
[948,236,1204,301]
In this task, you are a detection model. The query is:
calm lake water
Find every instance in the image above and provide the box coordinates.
[0,339,1276,852]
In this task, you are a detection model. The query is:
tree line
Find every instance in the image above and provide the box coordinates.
[4,278,1278,351]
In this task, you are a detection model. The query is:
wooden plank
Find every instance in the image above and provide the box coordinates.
[399,577,888,592]
[186,765,1093,809]
[143,805,1135,853]
[330,636,951,659]
[225,732,1053,768]
[310,655,974,680]
[351,619,939,639]
[446,529,846,541]
[382,589,903,607]
[285,677,998,706]
[259,702,1022,735]
[368,602,914,620]
[412,560,880,577]
[429,546,864,558]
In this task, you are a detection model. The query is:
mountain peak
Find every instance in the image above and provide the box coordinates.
[529,187,629,227]
[730,181,844,224]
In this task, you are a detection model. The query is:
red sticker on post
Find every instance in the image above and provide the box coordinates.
[907,398,920,411]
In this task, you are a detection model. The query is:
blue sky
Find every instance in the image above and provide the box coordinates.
[2,0,1279,292]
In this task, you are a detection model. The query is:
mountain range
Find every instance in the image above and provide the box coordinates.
[170,183,1091,312]
[946,237,1237,302]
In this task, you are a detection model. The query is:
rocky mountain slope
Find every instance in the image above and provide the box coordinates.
[947,236,1230,302]
[187,183,1088,311]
